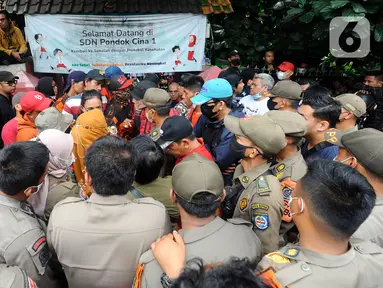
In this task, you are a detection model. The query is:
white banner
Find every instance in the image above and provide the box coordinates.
[25,14,207,74]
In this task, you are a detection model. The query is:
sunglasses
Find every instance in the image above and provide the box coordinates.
[1,79,17,85]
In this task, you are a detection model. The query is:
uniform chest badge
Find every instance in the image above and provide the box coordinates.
[239,198,248,211]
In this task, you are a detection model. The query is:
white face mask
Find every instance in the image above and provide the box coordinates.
[277,71,285,80]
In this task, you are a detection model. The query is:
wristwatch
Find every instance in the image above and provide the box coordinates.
[160,273,175,288]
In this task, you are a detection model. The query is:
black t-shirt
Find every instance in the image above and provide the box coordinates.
[0,94,15,148]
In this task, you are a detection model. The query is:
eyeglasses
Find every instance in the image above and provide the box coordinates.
[1,79,17,85]
[0,18,7,22]
[169,90,178,93]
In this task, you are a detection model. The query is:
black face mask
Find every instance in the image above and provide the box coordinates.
[267,98,278,111]
[230,59,241,66]
[201,102,218,120]
[229,136,246,160]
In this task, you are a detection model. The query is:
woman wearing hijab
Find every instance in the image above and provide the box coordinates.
[28,129,80,221]
[36,77,58,99]
[72,108,107,199]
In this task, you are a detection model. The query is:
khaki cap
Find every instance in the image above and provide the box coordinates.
[224,115,286,155]
[35,107,73,133]
[270,80,302,100]
[265,110,307,137]
[324,128,359,147]
[172,153,224,202]
[342,128,383,176]
[335,93,367,118]
[143,88,171,108]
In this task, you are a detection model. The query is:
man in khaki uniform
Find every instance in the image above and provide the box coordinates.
[127,135,179,228]
[268,80,302,112]
[48,136,171,288]
[0,142,59,288]
[335,93,366,132]
[224,114,286,254]
[135,153,262,288]
[142,88,172,138]
[266,110,307,236]
[0,264,38,288]
[326,128,383,247]
[257,160,383,288]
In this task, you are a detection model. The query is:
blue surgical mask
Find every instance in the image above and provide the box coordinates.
[253,93,262,100]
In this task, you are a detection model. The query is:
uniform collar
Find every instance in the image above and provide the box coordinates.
[269,151,304,179]
[0,194,22,210]
[282,243,356,268]
[376,195,383,206]
[235,162,271,189]
[179,217,225,244]
[87,193,130,205]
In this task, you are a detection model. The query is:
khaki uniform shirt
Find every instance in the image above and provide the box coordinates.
[0,264,38,288]
[127,178,179,222]
[352,195,383,248]
[0,195,58,288]
[257,241,383,288]
[47,193,172,288]
[44,174,80,221]
[269,152,307,235]
[137,217,263,288]
[232,162,284,254]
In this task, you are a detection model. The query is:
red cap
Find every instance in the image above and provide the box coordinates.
[20,91,53,113]
[278,61,295,72]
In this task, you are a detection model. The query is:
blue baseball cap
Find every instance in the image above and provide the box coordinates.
[105,66,124,79]
[64,71,86,92]
[191,78,233,105]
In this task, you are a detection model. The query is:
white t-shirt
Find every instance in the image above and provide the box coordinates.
[239,96,270,116]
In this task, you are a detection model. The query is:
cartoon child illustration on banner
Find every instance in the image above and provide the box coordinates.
[172,45,184,70]
[188,34,197,62]
[34,33,49,59]
[51,48,71,72]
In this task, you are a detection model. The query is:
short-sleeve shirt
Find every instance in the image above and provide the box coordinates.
[239,96,269,116]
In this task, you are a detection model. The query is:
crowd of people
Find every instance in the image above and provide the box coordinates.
[0,44,383,288]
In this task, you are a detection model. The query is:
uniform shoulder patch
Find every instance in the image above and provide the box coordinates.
[239,198,248,211]
[257,176,271,195]
[253,214,269,230]
[283,248,300,258]
[266,252,291,264]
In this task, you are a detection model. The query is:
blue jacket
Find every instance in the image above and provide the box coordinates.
[194,109,244,185]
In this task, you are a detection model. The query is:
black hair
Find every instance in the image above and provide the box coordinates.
[0,142,49,196]
[219,71,242,89]
[176,192,220,218]
[0,10,10,20]
[365,70,383,81]
[174,258,270,288]
[264,50,274,55]
[288,135,303,146]
[301,90,341,128]
[288,99,300,110]
[172,46,181,52]
[240,68,256,86]
[228,50,239,58]
[301,160,376,239]
[303,85,332,100]
[175,134,196,144]
[53,48,62,56]
[34,33,42,43]
[181,74,205,89]
[81,89,103,106]
[216,96,233,109]
[130,135,164,185]
[85,136,136,196]
[297,78,318,87]
[184,84,201,94]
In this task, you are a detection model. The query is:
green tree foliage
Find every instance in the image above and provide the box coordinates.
[210,0,383,73]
